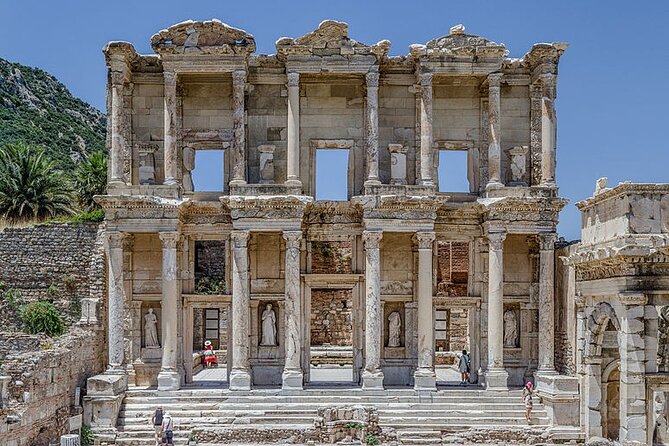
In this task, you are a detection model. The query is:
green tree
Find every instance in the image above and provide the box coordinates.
[74,151,107,210]
[21,300,66,337]
[0,142,73,222]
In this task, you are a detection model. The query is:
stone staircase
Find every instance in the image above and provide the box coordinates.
[114,386,555,445]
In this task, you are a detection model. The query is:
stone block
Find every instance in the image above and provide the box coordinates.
[86,374,127,397]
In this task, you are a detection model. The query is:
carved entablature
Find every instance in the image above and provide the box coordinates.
[354,195,440,221]
[275,20,390,65]
[573,257,637,282]
[150,19,256,56]
[103,41,139,70]
[480,197,567,224]
[95,195,182,222]
[225,195,313,220]
[178,200,231,225]
[569,250,669,281]
[303,201,363,225]
[182,128,233,146]
[522,42,568,78]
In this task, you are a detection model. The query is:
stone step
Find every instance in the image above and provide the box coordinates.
[118,416,317,428]
[397,429,443,445]
[123,395,528,405]
[125,388,516,398]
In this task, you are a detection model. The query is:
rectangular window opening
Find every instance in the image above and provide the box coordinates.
[315,149,348,200]
[192,149,224,192]
[438,150,469,193]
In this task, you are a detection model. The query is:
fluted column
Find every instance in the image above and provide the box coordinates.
[285,72,301,188]
[419,73,434,186]
[230,230,251,390]
[541,74,557,187]
[157,232,181,391]
[163,70,178,185]
[414,231,436,391]
[362,230,384,389]
[105,231,129,372]
[282,231,303,389]
[365,71,380,186]
[230,70,247,185]
[485,231,508,389]
[109,70,126,186]
[486,73,503,189]
[537,233,557,373]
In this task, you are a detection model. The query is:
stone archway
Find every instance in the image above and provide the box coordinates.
[602,359,620,440]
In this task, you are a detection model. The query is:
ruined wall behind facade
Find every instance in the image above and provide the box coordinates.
[310,289,353,346]
[0,222,102,327]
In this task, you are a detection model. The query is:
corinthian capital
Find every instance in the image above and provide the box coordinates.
[362,230,383,249]
[232,69,247,86]
[106,231,131,249]
[163,70,177,86]
[419,72,433,88]
[110,70,126,86]
[487,72,502,88]
[366,71,379,88]
[487,231,506,251]
[287,71,300,87]
[159,231,180,249]
[538,233,557,251]
[282,231,302,250]
[541,73,556,98]
[230,230,249,248]
[413,231,435,249]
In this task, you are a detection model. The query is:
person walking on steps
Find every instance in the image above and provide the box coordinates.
[161,411,174,446]
[458,349,470,385]
[151,405,163,446]
[523,381,534,422]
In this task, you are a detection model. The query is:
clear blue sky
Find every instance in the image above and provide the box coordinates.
[1,0,667,240]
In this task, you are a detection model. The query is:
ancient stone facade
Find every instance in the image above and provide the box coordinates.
[84,17,579,442]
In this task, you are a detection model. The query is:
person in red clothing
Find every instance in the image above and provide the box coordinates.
[203,340,217,367]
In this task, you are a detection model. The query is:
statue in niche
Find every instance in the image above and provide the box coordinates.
[388,311,402,347]
[503,310,518,348]
[260,303,277,346]
[183,147,195,192]
[144,308,160,348]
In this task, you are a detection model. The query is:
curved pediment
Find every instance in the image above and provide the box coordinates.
[276,19,390,60]
[411,24,507,60]
[150,19,256,56]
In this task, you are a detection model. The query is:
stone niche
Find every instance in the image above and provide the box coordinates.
[388,144,408,185]
[382,300,412,386]
[258,144,276,184]
[134,301,162,386]
[250,233,285,294]
[508,145,529,186]
[250,299,284,386]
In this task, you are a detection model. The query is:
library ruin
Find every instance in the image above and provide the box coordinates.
[2,18,669,446]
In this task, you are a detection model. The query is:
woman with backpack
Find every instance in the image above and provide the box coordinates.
[458,349,470,385]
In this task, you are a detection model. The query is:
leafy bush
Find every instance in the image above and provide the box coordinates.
[74,151,107,210]
[0,142,73,222]
[71,208,104,222]
[365,434,381,445]
[80,424,95,446]
[20,300,65,336]
[195,277,226,295]
[1,284,22,312]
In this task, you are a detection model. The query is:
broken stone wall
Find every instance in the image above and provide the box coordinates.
[311,241,353,274]
[194,240,226,293]
[0,222,102,328]
[310,289,353,346]
[436,241,468,296]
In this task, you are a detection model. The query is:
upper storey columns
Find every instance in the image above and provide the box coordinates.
[418,73,434,186]
[540,74,557,187]
[230,70,248,185]
[365,71,380,186]
[486,73,503,190]
[109,70,127,186]
[163,70,178,186]
[285,72,301,188]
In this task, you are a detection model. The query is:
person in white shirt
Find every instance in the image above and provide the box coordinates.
[160,411,174,445]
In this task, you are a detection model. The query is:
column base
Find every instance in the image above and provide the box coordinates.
[281,369,303,390]
[284,178,302,188]
[417,179,434,186]
[485,181,504,190]
[484,368,508,390]
[229,368,251,391]
[163,178,178,186]
[540,181,557,189]
[157,370,180,391]
[413,368,437,391]
[364,179,382,187]
[362,370,384,390]
[229,179,247,187]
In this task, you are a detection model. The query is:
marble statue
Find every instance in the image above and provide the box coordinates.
[183,147,195,192]
[388,311,401,347]
[260,303,277,346]
[503,310,518,348]
[144,308,160,348]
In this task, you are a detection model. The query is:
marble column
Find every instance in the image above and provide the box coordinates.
[485,231,508,389]
[362,230,384,389]
[109,70,126,186]
[163,70,178,186]
[230,70,247,185]
[105,231,128,373]
[282,231,303,389]
[365,71,380,186]
[286,72,301,187]
[486,73,503,190]
[541,73,557,187]
[419,73,434,186]
[157,232,180,391]
[414,231,436,391]
[537,233,557,374]
[230,231,251,390]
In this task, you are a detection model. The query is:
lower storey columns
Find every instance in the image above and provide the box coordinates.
[485,231,508,389]
[414,231,436,390]
[157,232,181,391]
[229,231,251,390]
[362,230,384,389]
[282,231,303,390]
[536,233,557,383]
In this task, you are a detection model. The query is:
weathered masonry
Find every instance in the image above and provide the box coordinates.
[87,17,575,438]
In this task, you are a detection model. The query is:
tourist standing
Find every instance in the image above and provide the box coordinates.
[161,411,174,446]
[523,382,534,422]
[151,405,163,446]
[458,349,470,385]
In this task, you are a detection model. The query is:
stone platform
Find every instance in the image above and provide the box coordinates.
[112,385,583,445]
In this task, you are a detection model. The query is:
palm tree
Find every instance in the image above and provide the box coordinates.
[0,142,73,222]
[74,151,107,210]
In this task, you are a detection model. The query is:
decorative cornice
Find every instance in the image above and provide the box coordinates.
[576,182,669,210]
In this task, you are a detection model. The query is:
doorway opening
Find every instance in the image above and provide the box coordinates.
[309,288,354,384]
